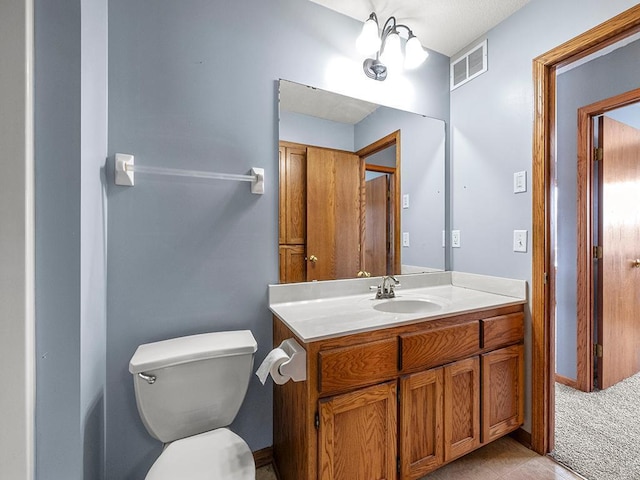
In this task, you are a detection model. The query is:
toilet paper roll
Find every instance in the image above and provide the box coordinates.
[255,348,290,385]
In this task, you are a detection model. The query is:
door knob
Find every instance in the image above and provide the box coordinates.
[308,255,318,263]
[632,259,640,268]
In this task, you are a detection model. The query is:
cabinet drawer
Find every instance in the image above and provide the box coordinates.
[319,338,398,394]
[481,313,524,350]
[401,322,480,372]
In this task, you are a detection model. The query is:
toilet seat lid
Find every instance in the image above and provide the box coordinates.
[145,428,255,480]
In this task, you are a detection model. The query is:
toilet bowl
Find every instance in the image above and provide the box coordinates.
[129,330,257,479]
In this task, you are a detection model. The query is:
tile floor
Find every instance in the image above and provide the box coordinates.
[256,436,585,480]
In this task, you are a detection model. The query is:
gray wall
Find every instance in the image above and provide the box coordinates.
[35,0,83,477]
[35,0,109,478]
[607,103,640,128]
[555,39,640,380]
[107,0,449,478]
[606,103,640,129]
[280,110,355,151]
[80,0,108,478]
[449,0,638,430]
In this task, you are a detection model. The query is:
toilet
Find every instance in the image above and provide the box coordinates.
[129,330,258,479]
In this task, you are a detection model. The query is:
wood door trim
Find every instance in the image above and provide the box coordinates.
[532,4,640,455]
[366,164,396,174]
[357,130,401,275]
[356,130,400,157]
[576,87,640,393]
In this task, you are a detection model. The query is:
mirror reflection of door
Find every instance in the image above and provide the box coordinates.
[362,142,398,277]
[278,133,399,283]
[306,146,362,281]
[365,173,390,277]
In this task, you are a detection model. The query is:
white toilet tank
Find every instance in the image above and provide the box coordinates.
[129,330,257,443]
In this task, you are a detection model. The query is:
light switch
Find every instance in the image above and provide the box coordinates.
[452,230,461,248]
[402,194,410,209]
[513,230,527,252]
[403,232,410,247]
[514,171,527,193]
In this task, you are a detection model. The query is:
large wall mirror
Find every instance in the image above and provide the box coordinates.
[278,79,446,283]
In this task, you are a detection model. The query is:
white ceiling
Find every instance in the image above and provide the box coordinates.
[308,0,531,57]
[280,80,380,124]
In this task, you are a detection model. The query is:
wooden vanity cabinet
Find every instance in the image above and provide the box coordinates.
[399,368,443,478]
[273,304,525,480]
[319,381,398,480]
[481,344,524,443]
[399,321,482,478]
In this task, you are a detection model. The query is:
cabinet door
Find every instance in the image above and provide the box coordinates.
[319,381,397,480]
[278,245,306,284]
[399,368,444,479]
[443,357,480,462]
[481,344,524,443]
[279,145,307,245]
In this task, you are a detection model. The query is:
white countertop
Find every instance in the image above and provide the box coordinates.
[269,272,527,342]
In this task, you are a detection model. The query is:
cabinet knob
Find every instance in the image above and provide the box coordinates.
[632,259,640,268]
[309,255,318,263]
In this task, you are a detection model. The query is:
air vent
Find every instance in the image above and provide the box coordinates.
[450,40,488,91]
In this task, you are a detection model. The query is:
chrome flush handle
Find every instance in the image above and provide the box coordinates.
[138,372,156,384]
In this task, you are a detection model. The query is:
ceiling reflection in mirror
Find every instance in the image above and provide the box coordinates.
[278,79,445,282]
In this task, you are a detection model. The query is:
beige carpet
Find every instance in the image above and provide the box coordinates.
[552,374,640,479]
[256,463,278,480]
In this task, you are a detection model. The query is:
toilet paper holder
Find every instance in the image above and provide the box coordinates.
[277,338,306,382]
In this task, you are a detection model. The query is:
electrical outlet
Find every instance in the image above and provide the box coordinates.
[403,232,410,247]
[513,230,527,252]
[452,230,461,248]
[402,194,410,209]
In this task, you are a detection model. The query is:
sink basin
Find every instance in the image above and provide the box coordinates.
[373,298,443,314]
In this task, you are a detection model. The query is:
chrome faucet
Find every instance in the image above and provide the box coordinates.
[372,275,400,299]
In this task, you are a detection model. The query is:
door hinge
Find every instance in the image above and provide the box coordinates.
[397,456,401,474]
[594,343,603,358]
[594,147,603,162]
[315,412,319,430]
[593,245,603,259]
[543,272,548,285]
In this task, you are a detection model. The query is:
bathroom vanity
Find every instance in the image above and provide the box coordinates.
[269,272,526,480]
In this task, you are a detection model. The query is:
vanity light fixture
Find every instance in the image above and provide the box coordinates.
[357,12,429,81]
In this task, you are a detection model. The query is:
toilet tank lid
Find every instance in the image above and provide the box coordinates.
[129,330,257,374]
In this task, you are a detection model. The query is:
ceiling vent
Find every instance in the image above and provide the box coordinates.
[450,40,488,91]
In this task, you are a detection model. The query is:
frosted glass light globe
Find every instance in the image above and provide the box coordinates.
[356,18,381,55]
